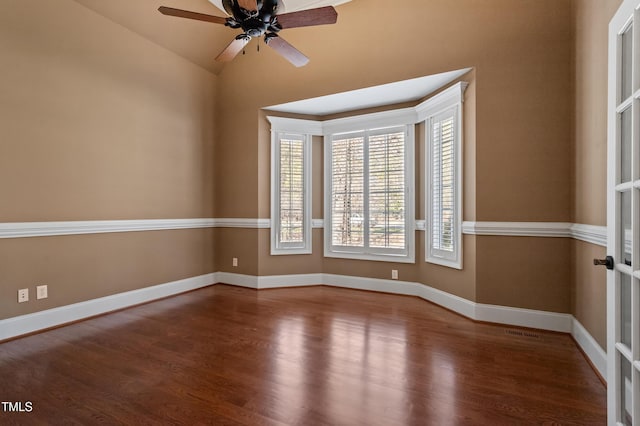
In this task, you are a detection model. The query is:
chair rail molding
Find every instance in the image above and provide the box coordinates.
[461,221,572,238]
[0,219,217,239]
[462,221,607,247]
[0,218,272,239]
[0,219,607,247]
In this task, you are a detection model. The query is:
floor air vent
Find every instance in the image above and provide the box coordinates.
[504,329,542,339]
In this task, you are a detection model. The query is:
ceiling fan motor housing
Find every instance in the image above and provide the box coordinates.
[244,19,268,37]
[222,0,282,37]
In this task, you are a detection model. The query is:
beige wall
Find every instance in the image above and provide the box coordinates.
[476,237,572,313]
[1,0,618,337]
[573,240,608,347]
[0,0,217,318]
[571,0,624,348]
[0,229,215,320]
[573,0,618,226]
[1,0,217,221]
[216,0,573,220]
[215,0,573,312]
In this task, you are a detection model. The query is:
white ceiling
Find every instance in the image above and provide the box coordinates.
[264,68,472,116]
[208,0,351,14]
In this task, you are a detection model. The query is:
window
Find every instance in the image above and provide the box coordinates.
[424,84,465,269]
[325,125,415,262]
[271,131,312,254]
[266,79,466,266]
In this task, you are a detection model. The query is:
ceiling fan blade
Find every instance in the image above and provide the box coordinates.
[216,37,250,62]
[275,6,337,29]
[237,0,258,12]
[158,6,227,25]
[265,35,309,67]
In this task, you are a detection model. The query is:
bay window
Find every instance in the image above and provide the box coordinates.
[325,125,415,262]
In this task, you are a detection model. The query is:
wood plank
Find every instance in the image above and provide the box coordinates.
[0,285,606,424]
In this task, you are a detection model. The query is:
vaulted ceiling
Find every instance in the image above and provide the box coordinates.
[72,0,351,75]
[70,0,473,118]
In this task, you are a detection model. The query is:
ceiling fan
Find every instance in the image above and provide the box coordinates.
[158,0,338,67]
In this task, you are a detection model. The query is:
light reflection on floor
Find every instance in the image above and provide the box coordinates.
[271,316,307,425]
[269,311,413,425]
[327,315,408,425]
[431,351,457,425]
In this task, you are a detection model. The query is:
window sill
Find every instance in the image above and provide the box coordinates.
[426,255,462,270]
[271,248,313,256]
[325,250,415,264]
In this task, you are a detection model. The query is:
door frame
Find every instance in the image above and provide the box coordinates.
[608,1,640,424]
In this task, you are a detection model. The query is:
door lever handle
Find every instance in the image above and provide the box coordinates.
[593,256,615,270]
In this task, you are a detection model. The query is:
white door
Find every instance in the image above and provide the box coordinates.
[608,1,640,424]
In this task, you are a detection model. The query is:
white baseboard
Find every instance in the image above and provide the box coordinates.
[0,273,216,341]
[215,272,259,289]
[259,273,324,289]
[216,272,572,333]
[1,271,606,383]
[217,272,604,375]
[475,303,573,333]
[571,317,607,380]
[321,273,478,319]
[415,281,478,319]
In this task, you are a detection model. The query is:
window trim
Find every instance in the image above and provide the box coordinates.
[265,80,467,266]
[270,130,313,255]
[423,83,466,269]
[324,124,415,263]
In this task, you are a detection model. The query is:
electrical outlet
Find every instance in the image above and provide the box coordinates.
[233,257,238,267]
[18,288,29,303]
[392,270,399,280]
[37,285,48,300]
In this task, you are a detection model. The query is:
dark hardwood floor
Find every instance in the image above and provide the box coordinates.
[1,284,606,425]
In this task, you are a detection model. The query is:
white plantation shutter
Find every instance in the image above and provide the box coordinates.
[279,136,304,244]
[431,110,455,252]
[331,133,365,247]
[427,104,462,268]
[327,125,412,261]
[368,129,405,249]
[271,132,311,254]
